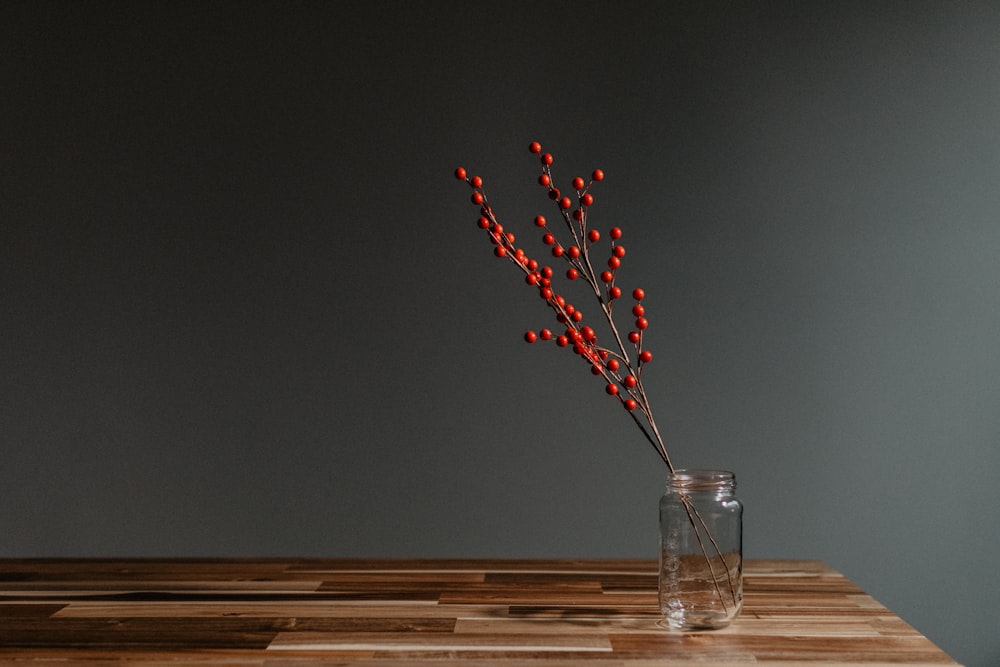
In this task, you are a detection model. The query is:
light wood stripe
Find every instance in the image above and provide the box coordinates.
[267,631,614,652]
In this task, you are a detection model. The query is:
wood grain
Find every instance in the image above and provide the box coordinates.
[0,559,960,665]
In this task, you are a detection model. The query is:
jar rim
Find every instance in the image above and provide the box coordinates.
[667,469,736,490]
[670,468,734,480]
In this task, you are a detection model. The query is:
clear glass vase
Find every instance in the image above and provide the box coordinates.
[658,469,743,630]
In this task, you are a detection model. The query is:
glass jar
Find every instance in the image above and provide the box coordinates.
[658,469,743,630]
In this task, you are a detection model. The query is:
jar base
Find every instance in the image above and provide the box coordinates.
[657,610,735,631]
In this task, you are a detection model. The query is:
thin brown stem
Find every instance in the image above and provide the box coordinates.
[686,494,740,602]
[680,494,731,613]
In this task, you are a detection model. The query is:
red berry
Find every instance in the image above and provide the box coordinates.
[640,350,653,363]
[608,256,621,269]
[581,193,594,206]
[471,175,483,188]
[609,286,622,299]
[567,245,580,258]
[592,168,604,181]
[529,141,542,153]
[571,311,583,322]
[477,217,490,229]
[526,273,539,285]
[541,287,553,299]
[624,398,637,411]
[556,335,569,347]
[632,304,645,316]
[541,266,554,278]
[524,330,537,343]
[572,209,583,221]
[606,383,618,396]
[455,167,468,180]
[538,173,551,186]
[542,232,555,245]
[564,302,575,314]
[551,245,564,257]
[494,246,506,258]
[613,245,626,258]
[573,177,585,190]
[610,227,622,240]
[505,232,515,244]
[559,196,572,210]
[540,328,552,340]
[628,331,641,344]
[527,259,539,271]
[588,229,601,243]
[548,187,561,200]
[636,317,649,330]
[566,268,578,280]
[581,326,595,341]
[600,270,614,283]
[591,364,602,376]
[471,192,484,205]
[606,358,619,372]
[632,288,645,300]
[541,153,554,165]
[623,375,637,388]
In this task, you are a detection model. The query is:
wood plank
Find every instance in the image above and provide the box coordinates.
[268,631,614,652]
[51,602,499,619]
[454,616,885,637]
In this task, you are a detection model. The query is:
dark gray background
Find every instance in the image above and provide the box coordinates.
[3,2,998,665]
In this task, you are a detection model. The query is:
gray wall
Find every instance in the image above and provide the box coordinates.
[3,2,998,665]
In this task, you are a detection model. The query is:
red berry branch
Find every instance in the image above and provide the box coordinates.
[455,143,743,614]
[454,141,674,473]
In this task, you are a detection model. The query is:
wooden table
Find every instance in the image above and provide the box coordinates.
[0,558,959,665]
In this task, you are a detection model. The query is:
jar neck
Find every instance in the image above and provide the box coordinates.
[666,469,736,493]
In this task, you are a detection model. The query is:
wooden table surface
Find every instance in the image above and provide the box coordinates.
[0,558,959,666]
